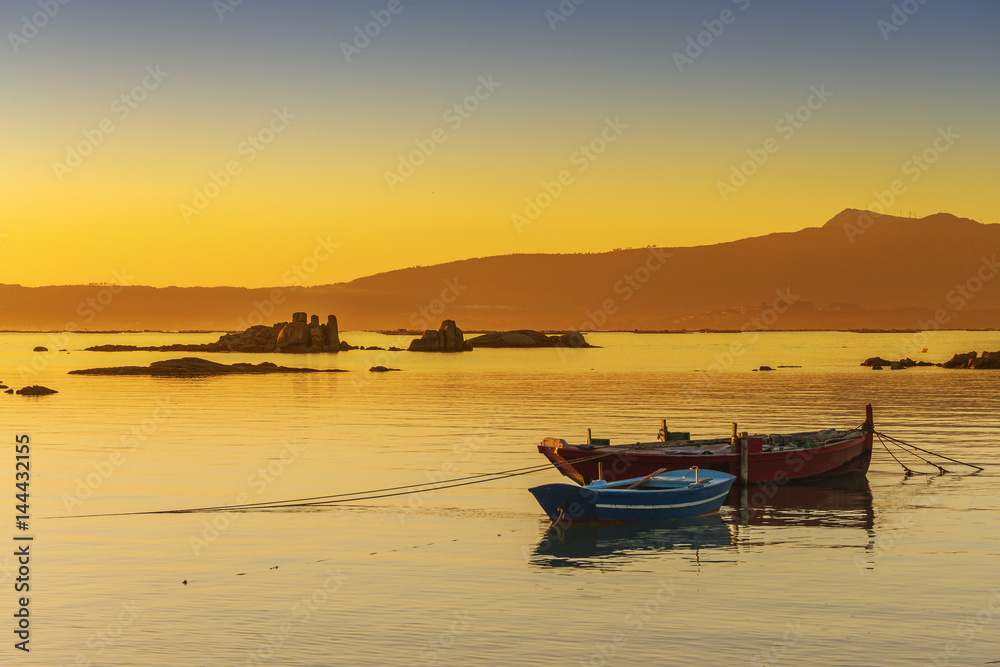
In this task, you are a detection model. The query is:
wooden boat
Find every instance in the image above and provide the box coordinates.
[538,405,874,485]
[528,468,736,522]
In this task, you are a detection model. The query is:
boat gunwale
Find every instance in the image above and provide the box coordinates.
[591,471,734,491]
[541,430,868,462]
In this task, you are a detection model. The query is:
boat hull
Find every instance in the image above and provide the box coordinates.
[538,407,874,485]
[529,471,736,522]
[540,433,872,485]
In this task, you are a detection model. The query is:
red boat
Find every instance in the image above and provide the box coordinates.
[538,405,874,485]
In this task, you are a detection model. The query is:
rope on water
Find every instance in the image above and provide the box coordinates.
[877,432,946,474]
[874,430,984,474]
[876,432,919,475]
[58,427,981,518]
[48,449,620,519]
[890,439,949,473]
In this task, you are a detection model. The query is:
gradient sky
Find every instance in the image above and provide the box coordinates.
[2,0,998,287]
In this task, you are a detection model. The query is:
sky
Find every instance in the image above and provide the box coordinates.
[1,0,998,287]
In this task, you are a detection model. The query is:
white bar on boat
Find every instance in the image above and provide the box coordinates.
[595,490,731,510]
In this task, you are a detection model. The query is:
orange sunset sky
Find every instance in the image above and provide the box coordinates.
[2,0,998,288]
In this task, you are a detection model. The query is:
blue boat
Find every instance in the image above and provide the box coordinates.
[528,468,736,522]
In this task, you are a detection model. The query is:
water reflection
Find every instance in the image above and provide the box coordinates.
[528,515,735,569]
[529,477,877,569]
[724,476,875,529]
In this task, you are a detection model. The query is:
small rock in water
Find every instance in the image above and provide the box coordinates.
[758,366,774,371]
[16,385,58,396]
[369,366,401,372]
[33,346,48,352]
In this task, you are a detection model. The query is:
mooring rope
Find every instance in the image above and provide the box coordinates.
[49,449,621,519]
[876,432,920,475]
[52,428,984,519]
[887,437,948,473]
[875,431,945,473]
[874,430,984,473]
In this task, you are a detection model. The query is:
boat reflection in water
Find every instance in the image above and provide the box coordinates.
[723,475,874,529]
[529,476,875,569]
[529,515,735,569]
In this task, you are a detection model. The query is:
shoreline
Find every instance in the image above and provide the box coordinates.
[2,328,997,335]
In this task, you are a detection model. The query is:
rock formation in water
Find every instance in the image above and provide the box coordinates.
[407,320,472,352]
[466,329,593,349]
[861,356,895,367]
[861,351,1000,370]
[16,385,58,395]
[217,311,342,353]
[86,312,345,354]
[69,357,347,376]
[860,356,934,369]
[941,350,1000,369]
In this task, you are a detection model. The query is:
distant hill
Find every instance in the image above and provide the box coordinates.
[2,209,998,331]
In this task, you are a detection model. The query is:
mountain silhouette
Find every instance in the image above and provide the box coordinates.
[2,210,997,332]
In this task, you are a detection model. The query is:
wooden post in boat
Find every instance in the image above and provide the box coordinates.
[587,428,592,445]
[731,422,738,451]
[739,431,750,486]
[660,419,667,441]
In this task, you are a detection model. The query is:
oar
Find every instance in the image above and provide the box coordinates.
[626,468,669,489]
[549,451,588,485]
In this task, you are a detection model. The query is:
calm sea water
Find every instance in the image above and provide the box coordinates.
[3,330,999,666]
